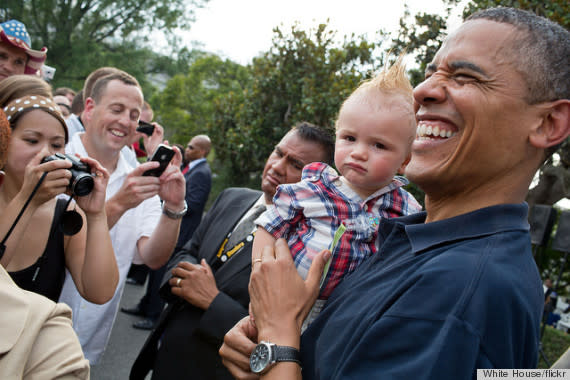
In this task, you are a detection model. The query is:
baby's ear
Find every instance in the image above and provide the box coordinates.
[397,153,412,175]
[529,99,570,149]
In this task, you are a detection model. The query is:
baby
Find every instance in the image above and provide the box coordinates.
[253,56,422,328]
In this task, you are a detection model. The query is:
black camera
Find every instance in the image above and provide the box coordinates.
[41,153,95,196]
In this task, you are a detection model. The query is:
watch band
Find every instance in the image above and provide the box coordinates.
[162,200,187,219]
[273,345,301,364]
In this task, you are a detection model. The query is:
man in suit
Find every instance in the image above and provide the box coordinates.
[130,122,334,379]
[123,134,213,329]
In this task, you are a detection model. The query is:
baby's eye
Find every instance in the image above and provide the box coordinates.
[375,142,386,150]
[343,135,355,142]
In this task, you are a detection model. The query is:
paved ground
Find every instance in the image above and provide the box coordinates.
[90,281,152,380]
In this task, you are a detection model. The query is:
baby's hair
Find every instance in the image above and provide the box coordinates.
[337,54,413,129]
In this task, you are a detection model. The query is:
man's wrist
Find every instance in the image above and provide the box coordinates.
[258,324,300,349]
[162,200,187,219]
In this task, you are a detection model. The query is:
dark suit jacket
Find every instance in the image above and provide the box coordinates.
[177,159,212,249]
[130,187,263,380]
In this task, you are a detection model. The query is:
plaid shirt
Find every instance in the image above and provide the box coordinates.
[256,162,422,299]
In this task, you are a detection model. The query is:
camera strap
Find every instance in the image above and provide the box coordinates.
[0,172,48,261]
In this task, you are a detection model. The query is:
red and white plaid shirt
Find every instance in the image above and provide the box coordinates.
[256,162,422,299]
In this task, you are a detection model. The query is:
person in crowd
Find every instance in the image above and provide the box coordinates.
[54,94,72,119]
[0,108,90,380]
[253,56,421,330]
[130,123,334,380]
[54,87,76,104]
[0,75,118,304]
[123,134,213,330]
[70,89,84,116]
[220,7,570,378]
[131,101,154,159]
[58,70,186,364]
[0,19,47,81]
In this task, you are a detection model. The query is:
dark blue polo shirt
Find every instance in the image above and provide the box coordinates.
[301,203,542,380]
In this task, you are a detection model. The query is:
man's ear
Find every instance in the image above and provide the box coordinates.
[83,97,96,124]
[529,99,570,149]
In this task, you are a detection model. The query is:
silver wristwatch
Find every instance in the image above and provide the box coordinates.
[249,341,301,374]
[161,201,188,219]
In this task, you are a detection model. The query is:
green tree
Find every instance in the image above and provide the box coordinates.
[0,0,208,90]
[154,52,252,145]
[212,22,382,187]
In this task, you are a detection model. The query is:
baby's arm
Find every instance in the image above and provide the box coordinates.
[249,227,278,328]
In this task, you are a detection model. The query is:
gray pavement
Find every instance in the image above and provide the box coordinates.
[90,281,152,380]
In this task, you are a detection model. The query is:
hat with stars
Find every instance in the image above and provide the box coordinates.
[0,20,47,75]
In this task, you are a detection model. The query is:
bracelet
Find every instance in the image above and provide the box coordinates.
[162,201,187,219]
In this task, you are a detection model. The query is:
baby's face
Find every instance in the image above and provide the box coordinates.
[334,93,415,199]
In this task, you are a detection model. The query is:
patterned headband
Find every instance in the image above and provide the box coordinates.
[3,95,68,143]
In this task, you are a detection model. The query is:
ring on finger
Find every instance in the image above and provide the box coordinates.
[252,258,262,267]
[176,277,181,287]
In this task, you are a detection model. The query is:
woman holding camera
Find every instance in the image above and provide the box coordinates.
[0,76,118,304]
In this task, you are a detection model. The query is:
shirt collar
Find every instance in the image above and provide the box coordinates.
[381,203,530,255]
[188,157,206,172]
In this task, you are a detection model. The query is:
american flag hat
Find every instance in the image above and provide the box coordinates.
[0,20,47,75]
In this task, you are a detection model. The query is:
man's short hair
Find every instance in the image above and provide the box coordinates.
[83,67,121,100]
[90,71,141,104]
[291,122,335,166]
[468,8,570,159]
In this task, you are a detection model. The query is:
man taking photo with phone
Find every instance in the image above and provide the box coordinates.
[58,70,186,365]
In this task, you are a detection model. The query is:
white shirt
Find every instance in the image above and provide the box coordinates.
[59,132,161,364]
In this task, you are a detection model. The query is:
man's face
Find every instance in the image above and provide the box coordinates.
[185,137,203,163]
[261,130,328,203]
[0,42,27,80]
[84,79,143,154]
[406,20,542,197]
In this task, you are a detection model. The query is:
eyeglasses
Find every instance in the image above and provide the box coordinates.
[187,144,194,150]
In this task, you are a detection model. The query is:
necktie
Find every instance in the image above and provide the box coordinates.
[216,204,267,266]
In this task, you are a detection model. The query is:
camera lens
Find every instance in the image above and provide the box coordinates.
[70,173,94,196]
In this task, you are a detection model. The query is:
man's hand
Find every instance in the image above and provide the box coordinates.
[249,239,329,344]
[169,259,219,310]
[157,146,185,209]
[105,162,162,228]
[220,316,260,380]
[111,162,161,209]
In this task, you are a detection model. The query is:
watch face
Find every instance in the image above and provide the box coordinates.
[250,343,271,374]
